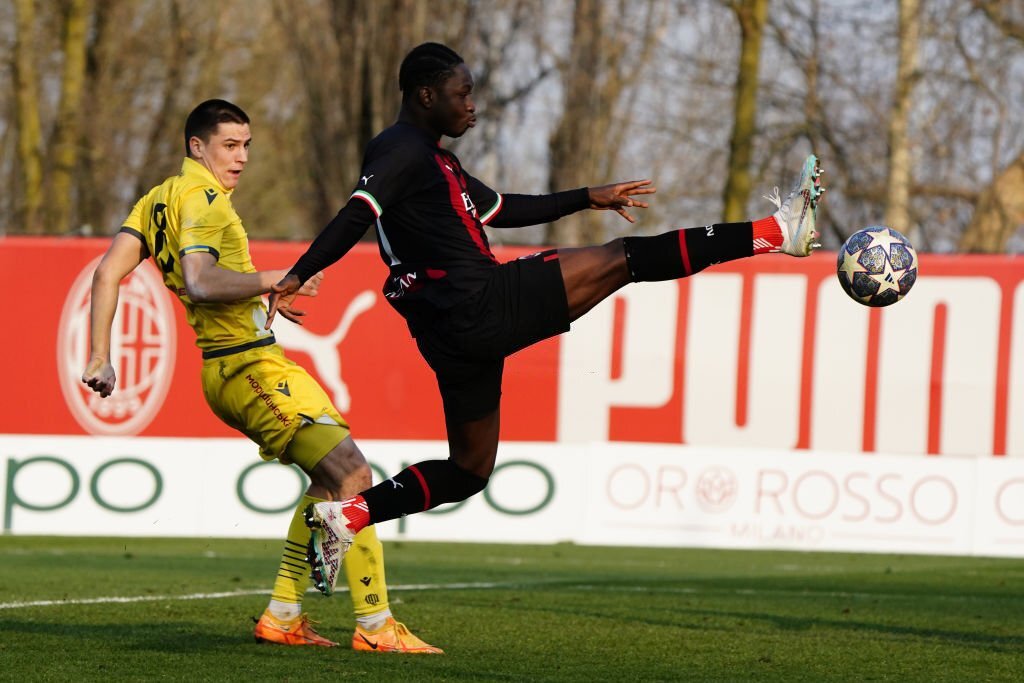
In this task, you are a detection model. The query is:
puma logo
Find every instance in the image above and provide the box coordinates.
[270,290,376,412]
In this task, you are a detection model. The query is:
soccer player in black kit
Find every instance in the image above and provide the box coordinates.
[268,43,825,599]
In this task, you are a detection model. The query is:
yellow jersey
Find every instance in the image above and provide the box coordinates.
[120,157,271,355]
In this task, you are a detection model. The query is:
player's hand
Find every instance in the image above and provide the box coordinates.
[587,179,656,223]
[297,271,324,298]
[82,357,116,398]
[266,274,307,328]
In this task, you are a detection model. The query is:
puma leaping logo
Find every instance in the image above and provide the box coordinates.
[270,290,376,412]
[361,174,374,185]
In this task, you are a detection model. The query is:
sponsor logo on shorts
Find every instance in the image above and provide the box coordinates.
[384,271,423,299]
[244,374,293,426]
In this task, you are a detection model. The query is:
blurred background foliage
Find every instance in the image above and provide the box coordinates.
[2,0,1022,252]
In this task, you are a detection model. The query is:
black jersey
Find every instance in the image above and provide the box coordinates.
[290,121,590,330]
[359,123,504,314]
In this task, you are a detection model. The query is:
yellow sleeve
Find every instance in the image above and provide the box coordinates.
[117,197,150,256]
[178,186,233,261]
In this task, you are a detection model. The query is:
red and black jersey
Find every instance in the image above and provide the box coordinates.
[290,121,589,328]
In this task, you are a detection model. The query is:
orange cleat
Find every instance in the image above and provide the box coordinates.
[352,618,444,654]
[253,609,338,647]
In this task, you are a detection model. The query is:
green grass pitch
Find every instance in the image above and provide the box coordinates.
[1,536,1022,681]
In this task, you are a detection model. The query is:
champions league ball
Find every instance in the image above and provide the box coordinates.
[836,226,918,307]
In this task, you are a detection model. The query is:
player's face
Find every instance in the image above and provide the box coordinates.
[431,63,477,138]
[189,122,251,190]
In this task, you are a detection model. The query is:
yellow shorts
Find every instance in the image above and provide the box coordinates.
[200,344,349,466]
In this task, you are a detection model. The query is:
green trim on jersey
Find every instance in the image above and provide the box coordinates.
[352,190,382,217]
[479,194,504,224]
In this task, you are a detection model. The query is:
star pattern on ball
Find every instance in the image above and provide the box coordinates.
[866,227,903,255]
[836,226,917,307]
[838,248,868,284]
[868,257,903,296]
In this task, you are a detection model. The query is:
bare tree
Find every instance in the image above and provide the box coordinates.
[546,0,666,246]
[959,0,1024,252]
[883,0,921,239]
[12,0,44,233]
[273,0,454,231]
[722,0,769,223]
[961,154,1024,252]
[130,0,191,199]
[2,0,1022,251]
[48,0,91,234]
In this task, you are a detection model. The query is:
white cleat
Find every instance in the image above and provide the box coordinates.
[304,502,355,597]
[765,154,826,256]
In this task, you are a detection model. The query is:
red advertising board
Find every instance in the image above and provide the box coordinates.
[3,237,1022,456]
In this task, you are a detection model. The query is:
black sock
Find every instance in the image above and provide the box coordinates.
[361,459,488,525]
[622,222,753,281]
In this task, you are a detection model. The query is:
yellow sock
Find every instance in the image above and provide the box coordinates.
[269,493,324,608]
[344,525,390,619]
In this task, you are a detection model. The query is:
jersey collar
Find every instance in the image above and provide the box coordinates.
[395,120,443,147]
[181,157,233,195]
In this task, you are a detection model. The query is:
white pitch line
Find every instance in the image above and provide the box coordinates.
[6,581,1016,611]
[0,581,512,611]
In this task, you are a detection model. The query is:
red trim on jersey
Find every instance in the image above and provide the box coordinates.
[677,230,693,275]
[408,464,431,510]
[433,153,497,263]
[544,252,559,262]
[351,192,381,217]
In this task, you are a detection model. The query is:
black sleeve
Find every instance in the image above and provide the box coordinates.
[486,187,591,228]
[289,197,375,283]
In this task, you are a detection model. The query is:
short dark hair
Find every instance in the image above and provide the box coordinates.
[184,99,249,156]
[398,42,464,96]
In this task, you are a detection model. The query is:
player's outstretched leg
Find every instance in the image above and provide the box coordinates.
[562,153,827,322]
[765,153,825,256]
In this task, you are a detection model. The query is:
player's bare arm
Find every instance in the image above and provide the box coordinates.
[182,252,322,310]
[82,232,147,398]
[265,195,376,330]
[587,179,656,223]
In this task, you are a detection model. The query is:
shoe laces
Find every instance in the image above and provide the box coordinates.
[296,615,338,645]
[296,614,323,632]
[763,186,784,211]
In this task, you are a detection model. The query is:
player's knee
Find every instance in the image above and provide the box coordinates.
[310,438,372,494]
[450,459,489,502]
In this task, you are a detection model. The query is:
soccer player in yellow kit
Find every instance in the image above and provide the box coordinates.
[81,99,441,653]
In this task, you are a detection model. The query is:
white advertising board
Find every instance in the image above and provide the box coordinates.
[1,435,1021,557]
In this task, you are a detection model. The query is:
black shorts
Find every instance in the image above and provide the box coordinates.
[414,250,570,424]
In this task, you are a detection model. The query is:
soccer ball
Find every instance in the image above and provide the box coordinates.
[836,226,918,307]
